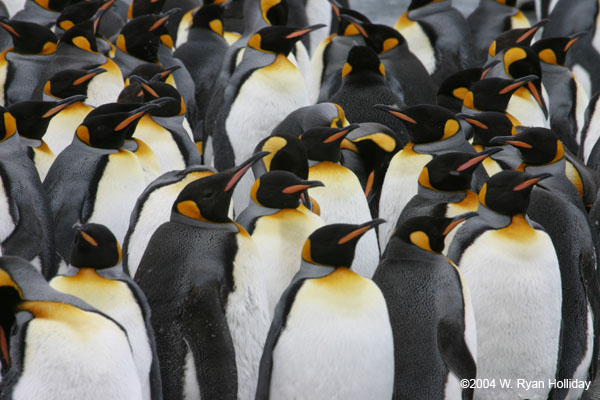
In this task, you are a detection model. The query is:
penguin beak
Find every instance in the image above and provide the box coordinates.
[92,0,116,34]
[499,75,538,95]
[0,19,19,38]
[281,180,324,194]
[338,218,385,245]
[323,124,359,143]
[329,0,342,21]
[42,95,88,118]
[513,173,552,191]
[0,321,9,372]
[565,32,586,51]
[456,148,503,172]
[223,151,269,192]
[480,59,500,79]
[149,9,181,32]
[489,136,533,148]
[285,24,327,39]
[156,65,182,80]
[73,67,107,86]
[114,99,169,131]
[364,170,375,199]
[443,212,477,235]
[374,104,417,124]
[516,19,548,44]
[342,15,368,38]
[130,76,161,98]
[456,114,489,130]
[527,81,549,119]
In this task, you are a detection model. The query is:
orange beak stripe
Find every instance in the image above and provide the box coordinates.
[323,129,350,143]
[80,231,98,247]
[282,184,311,194]
[499,80,528,95]
[338,225,372,244]
[513,177,541,191]
[456,154,489,172]
[388,110,417,124]
[443,218,467,235]
[464,118,488,130]
[0,23,19,37]
[505,140,533,149]
[115,111,145,131]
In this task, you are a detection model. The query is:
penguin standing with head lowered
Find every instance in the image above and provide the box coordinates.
[256,219,394,400]
[43,101,162,267]
[0,106,56,278]
[135,153,270,400]
[49,223,162,400]
[0,256,143,400]
[373,214,477,400]
[448,170,562,400]
[300,124,381,278]
[236,170,324,316]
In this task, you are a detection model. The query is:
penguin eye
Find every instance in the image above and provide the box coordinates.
[202,191,215,200]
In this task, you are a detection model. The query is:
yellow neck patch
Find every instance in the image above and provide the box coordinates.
[72,36,93,52]
[116,34,127,53]
[504,47,528,75]
[209,19,224,36]
[452,87,468,100]
[76,125,91,145]
[250,179,261,206]
[344,25,360,36]
[177,200,208,221]
[382,38,399,53]
[443,119,460,139]
[341,62,352,78]
[418,167,435,190]
[3,112,16,141]
[463,91,475,110]
[160,34,173,49]
[41,41,56,55]
[262,136,287,170]
[0,270,23,299]
[478,183,488,207]
[409,231,434,252]
[261,0,281,24]
[538,49,557,65]
[355,133,397,152]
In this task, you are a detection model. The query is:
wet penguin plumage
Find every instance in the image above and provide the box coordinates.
[0,18,57,106]
[256,219,394,400]
[327,45,408,141]
[43,101,161,267]
[300,124,381,278]
[394,0,475,84]
[135,153,270,400]
[236,170,324,316]
[0,256,143,400]
[373,214,477,400]
[0,107,56,278]
[448,170,562,400]
[123,166,216,278]
[49,223,162,400]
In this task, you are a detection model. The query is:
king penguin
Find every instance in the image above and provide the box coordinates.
[373,214,477,400]
[376,103,484,251]
[255,219,394,400]
[0,18,57,106]
[447,170,562,400]
[0,106,56,278]
[394,0,475,84]
[135,152,270,400]
[50,223,162,400]
[43,101,162,267]
[123,165,216,278]
[236,170,324,316]
[0,256,143,400]
[300,125,381,278]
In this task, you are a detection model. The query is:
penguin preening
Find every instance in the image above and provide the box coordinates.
[373,214,477,400]
[448,170,562,400]
[49,223,162,400]
[0,256,143,400]
[135,152,270,400]
[256,219,394,400]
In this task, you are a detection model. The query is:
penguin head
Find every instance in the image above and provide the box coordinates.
[341,45,386,80]
[351,21,407,55]
[300,124,359,163]
[393,213,477,253]
[191,3,225,36]
[0,19,57,54]
[457,111,516,146]
[128,0,166,20]
[488,19,548,57]
[490,127,564,166]
[129,76,184,117]
[77,99,167,148]
[489,46,548,118]
[337,9,371,36]
[60,19,99,53]
[31,0,70,12]
[172,152,268,224]
[301,219,385,268]
[437,68,491,113]
[117,82,146,104]
[248,24,325,55]
[532,32,585,66]
[259,0,288,26]
[376,104,461,144]
[407,0,444,10]
[70,223,121,270]
[0,107,17,143]
[253,134,309,179]
[44,68,107,99]
[479,170,551,215]
[116,10,178,60]
[8,96,87,141]
[419,149,502,192]
[463,75,537,113]
[494,0,516,5]
[250,170,323,209]
[126,64,180,87]
[56,0,107,32]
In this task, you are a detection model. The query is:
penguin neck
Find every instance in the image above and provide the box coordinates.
[486,144,522,169]
[189,27,223,42]
[244,200,281,219]
[293,260,336,283]
[521,158,566,177]
[0,134,25,152]
[308,159,338,167]
[71,137,119,154]
[383,235,442,263]
[417,183,467,203]
[150,114,184,131]
[413,132,468,154]
[57,42,103,63]
[158,44,174,58]
[409,0,452,18]
[18,136,44,149]
[170,211,240,232]
[113,47,145,77]
[477,203,514,229]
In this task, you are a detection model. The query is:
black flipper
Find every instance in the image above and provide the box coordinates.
[437,318,477,400]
